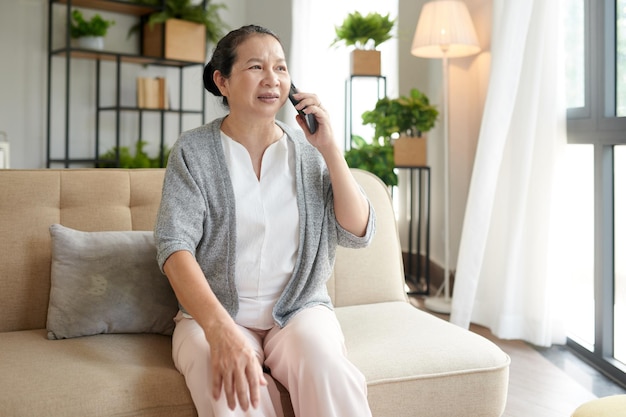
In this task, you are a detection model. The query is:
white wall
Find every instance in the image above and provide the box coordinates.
[0,0,48,169]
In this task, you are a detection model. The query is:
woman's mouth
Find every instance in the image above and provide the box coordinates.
[258,93,280,103]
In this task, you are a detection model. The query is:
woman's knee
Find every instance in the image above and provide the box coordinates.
[265,306,348,376]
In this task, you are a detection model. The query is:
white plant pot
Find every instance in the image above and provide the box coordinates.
[77,36,104,50]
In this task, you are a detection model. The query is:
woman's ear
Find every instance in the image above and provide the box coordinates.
[213,70,228,97]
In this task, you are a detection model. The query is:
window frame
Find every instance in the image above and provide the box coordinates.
[565,0,626,387]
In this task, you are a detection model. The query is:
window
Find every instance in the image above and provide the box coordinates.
[564,0,626,386]
[562,144,594,350]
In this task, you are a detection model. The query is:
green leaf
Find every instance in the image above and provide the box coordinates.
[97,141,170,168]
[70,9,115,38]
[361,88,439,139]
[331,11,396,50]
[344,137,397,187]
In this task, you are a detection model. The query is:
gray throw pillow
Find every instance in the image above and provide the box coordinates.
[47,224,178,340]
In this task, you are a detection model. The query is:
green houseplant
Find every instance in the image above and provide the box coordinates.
[98,141,170,168]
[361,88,438,166]
[70,9,115,50]
[331,11,395,75]
[344,135,397,187]
[130,0,228,62]
[331,11,395,50]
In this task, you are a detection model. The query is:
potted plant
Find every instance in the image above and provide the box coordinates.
[331,11,395,76]
[344,135,397,187]
[70,9,115,50]
[129,0,228,63]
[361,88,438,167]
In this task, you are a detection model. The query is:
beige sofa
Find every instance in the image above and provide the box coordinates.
[0,168,510,417]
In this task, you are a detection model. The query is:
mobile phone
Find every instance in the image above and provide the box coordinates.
[289,83,318,134]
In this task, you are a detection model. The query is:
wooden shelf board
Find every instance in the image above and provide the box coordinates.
[54,0,158,16]
[51,48,200,67]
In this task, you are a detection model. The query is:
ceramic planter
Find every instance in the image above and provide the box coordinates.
[77,36,104,50]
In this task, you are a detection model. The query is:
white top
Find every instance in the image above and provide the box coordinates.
[220,131,300,330]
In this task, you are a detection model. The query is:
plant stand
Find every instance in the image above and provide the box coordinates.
[396,166,431,295]
[344,75,387,150]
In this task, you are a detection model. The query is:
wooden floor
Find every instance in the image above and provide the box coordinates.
[471,324,596,417]
[408,295,626,417]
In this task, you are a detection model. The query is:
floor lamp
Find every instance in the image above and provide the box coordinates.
[411,0,480,314]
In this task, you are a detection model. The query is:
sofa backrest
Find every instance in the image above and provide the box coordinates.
[0,168,406,333]
[0,169,166,333]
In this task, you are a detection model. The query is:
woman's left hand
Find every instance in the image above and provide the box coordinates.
[291,91,335,151]
[291,90,370,237]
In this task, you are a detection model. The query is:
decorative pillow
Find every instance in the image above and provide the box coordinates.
[47,224,178,340]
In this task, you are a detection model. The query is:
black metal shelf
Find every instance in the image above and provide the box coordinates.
[97,106,204,114]
[46,0,206,168]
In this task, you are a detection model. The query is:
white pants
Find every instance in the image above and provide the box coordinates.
[172,305,372,417]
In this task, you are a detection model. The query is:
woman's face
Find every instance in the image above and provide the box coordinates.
[216,34,290,120]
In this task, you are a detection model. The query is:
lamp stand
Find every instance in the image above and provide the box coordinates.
[424,49,451,314]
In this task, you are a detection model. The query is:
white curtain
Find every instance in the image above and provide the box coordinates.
[450,0,568,346]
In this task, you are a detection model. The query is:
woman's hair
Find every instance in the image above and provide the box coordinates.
[203,25,282,107]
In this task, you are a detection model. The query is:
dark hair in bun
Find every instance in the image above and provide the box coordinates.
[203,25,282,107]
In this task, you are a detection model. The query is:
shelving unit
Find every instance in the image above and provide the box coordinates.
[46,0,206,168]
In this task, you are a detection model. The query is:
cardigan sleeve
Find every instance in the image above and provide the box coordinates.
[154,137,206,272]
[328,186,376,249]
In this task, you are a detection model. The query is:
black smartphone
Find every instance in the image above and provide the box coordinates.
[288,83,317,134]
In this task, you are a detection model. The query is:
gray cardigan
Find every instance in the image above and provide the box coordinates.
[154,117,375,327]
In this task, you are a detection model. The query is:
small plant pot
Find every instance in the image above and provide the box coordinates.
[77,36,104,50]
[350,50,381,76]
[394,135,427,167]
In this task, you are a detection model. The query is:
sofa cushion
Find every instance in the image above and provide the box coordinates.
[47,224,178,339]
[0,329,195,417]
[335,301,511,417]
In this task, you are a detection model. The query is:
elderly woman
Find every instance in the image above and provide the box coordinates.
[154,24,375,417]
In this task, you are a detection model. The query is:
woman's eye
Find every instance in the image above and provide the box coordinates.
[277,66,287,72]
[250,65,262,70]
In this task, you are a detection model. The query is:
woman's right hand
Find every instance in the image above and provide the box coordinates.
[206,320,267,411]
[162,251,267,411]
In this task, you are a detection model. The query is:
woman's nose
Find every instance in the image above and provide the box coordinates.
[263,70,280,86]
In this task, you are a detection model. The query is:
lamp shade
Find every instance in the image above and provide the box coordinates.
[411,0,480,58]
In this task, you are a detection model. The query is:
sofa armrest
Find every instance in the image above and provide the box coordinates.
[329,169,408,307]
